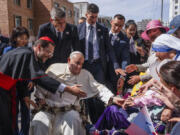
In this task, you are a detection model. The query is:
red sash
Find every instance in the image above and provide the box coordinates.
[0,72,17,128]
[0,72,47,128]
[0,72,17,90]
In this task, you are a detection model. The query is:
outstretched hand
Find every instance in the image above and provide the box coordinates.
[112,97,125,106]
[125,64,138,73]
[122,97,134,109]
[27,81,34,90]
[65,84,87,98]
[139,78,160,92]
[24,97,38,109]
[115,68,126,76]
[128,75,140,85]
[168,117,180,122]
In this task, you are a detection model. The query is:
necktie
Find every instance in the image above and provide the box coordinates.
[88,25,94,62]
[109,34,113,45]
[57,32,62,42]
[110,34,117,46]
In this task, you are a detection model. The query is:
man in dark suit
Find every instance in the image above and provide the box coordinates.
[77,3,123,124]
[109,14,130,94]
[37,7,79,69]
[77,4,122,84]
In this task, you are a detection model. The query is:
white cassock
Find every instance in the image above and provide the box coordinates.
[30,63,113,135]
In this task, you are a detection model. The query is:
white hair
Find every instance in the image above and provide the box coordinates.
[69,51,84,59]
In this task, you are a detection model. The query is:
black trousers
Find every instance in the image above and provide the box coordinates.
[0,88,13,135]
[83,60,106,84]
[84,97,105,124]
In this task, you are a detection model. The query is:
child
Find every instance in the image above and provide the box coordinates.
[125,20,141,65]
[3,27,29,53]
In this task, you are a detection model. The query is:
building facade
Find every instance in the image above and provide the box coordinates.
[98,16,112,29]
[0,0,74,37]
[73,2,89,18]
[169,0,180,21]
[0,0,34,36]
[73,6,79,25]
[34,0,74,35]
[137,19,151,31]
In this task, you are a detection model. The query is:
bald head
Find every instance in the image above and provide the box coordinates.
[68,51,84,75]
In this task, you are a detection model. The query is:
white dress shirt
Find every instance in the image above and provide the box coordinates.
[55,29,63,39]
[85,22,100,60]
[109,30,119,46]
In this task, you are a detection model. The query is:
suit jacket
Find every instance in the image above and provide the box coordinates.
[110,31,130,69]
[77,22,119,73]
[37,22,79,68]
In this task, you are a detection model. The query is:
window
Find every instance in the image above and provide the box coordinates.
[175,6,178,9]
[68,10,72,17]
[54,2,59,7]
[14,0,21,6]
[74,10,79,17]
[175,11,178,15]
[61,6,66,13]
[27,0,32,9]
[14,15,22,27]
[175,0,178,4]
[28,19,33,30]
[77,12,79,18]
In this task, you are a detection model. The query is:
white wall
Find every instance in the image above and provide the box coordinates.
[169,0,180,21]
[74,2,88,18]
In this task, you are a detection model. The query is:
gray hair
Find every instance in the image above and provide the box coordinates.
[70,51,84,59]
[50,7,66,19]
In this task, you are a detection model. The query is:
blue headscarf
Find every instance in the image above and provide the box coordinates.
[152,34,180,60]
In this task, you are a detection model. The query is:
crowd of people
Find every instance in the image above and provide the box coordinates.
[0,3,180,135]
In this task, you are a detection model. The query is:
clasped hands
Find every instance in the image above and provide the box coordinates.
[110,96,135,109]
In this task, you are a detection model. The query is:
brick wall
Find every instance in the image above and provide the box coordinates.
[34,0,52,36]
[0,0,74,37]
[0,0,34,36]
[34,0,74,36]
[8,0,34,36]
[0,0,9,36]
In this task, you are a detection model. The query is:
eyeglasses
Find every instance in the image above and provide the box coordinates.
[43,48,54,57]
